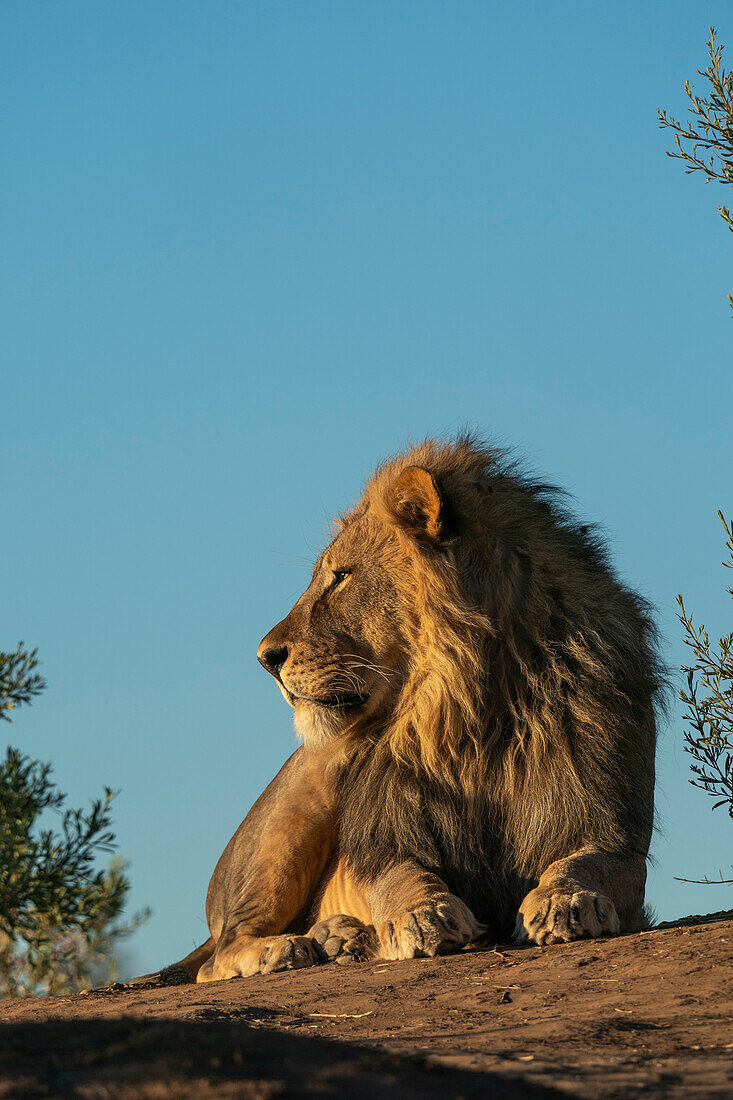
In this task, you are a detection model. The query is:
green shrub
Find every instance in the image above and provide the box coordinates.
[0,644,148,997]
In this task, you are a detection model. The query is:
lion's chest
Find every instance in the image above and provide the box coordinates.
[340,768,531,936]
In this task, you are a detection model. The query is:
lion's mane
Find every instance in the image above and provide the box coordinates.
[337,434,664,937]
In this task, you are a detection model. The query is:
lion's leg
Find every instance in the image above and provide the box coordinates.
[367,861,483,961]
[516,847,648,946]
[306,857,378,963]
[197,746,340,982]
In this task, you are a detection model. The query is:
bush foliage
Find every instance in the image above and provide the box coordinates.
[676,513,733,880]
[0,644,148,997]
[658,27,733,314]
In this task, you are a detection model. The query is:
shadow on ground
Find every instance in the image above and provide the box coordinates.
[0,1015,562,1099]
[2,914,732,1099]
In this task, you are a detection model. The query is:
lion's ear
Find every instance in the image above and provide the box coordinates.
[388,466,445,543]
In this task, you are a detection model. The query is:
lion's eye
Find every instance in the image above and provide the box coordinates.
[332,569,350,586]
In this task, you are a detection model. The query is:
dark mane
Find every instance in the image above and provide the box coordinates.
[338,434,665,934]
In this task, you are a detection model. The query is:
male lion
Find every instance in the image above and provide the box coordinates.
[167,435,662,983]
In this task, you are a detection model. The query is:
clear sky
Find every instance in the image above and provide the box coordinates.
[3,1,732,976]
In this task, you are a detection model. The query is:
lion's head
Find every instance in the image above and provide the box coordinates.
[258,434,661,796]
[258,438,489,758]
[257,497,407,743]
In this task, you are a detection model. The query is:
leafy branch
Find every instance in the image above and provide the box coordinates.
[676,511,733,885]
[0,749,118,941]
[0,645,45,723]
[658,27,733,313]
[0,643,149,996]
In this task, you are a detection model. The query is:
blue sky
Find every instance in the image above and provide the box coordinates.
[3,1,732,975]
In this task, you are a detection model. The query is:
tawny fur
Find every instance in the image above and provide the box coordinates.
[153,433,664,982]
[335,435,663,935]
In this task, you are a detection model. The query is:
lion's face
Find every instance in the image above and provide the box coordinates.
[257,514,408,742]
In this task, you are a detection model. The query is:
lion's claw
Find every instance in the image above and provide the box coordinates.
[378,896,482,960]
[516,887,620,946]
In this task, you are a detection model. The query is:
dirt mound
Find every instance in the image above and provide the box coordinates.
[1,913,732,1098]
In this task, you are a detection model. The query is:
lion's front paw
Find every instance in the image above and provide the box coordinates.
[307,914,377,963]
[378,895,482,961]
[258,934,322,974]
[197,934,321,981]
[516,887,620,946]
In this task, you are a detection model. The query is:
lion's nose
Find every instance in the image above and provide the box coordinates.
[258,644,289,678]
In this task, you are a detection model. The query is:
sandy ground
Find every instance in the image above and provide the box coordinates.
[0,911,731,1098]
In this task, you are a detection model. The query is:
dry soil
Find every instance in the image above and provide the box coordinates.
[1,911,732,1098]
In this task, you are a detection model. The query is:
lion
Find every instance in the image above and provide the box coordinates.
[161,434,663,984]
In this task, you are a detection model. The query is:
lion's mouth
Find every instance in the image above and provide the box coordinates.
[280,686,369,712]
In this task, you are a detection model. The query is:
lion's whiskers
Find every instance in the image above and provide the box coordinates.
[341,654,394,684]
